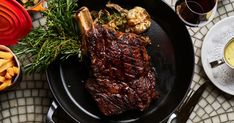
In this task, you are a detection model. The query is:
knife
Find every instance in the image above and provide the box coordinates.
[167,82,208,123]
[177,82,208,122]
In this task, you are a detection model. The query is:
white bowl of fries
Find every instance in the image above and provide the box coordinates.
[0,45,21,92]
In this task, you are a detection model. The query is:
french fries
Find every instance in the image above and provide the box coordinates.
[0,51,13,59]
[0,49,20,91]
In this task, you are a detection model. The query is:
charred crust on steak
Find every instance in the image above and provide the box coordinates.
[76,6,159,116]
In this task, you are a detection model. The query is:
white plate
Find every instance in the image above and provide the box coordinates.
[201,16,234,95]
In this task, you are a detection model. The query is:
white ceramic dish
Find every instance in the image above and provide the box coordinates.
[0,45,22,92]
[201,16,234,95]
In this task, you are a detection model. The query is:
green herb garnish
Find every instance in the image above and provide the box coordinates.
[13,0,81,74]
[94,9,127,32]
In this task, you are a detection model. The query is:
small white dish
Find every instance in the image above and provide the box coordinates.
[201,16,234,95]
[0,45,22,92]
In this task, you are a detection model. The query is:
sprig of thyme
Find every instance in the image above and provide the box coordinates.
[13,0,81,74]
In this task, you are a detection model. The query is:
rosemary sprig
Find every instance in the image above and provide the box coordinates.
[13,0,81,74]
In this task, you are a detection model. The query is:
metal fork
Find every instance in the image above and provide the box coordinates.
[167,82,208,123]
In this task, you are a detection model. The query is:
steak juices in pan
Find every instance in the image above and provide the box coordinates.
[76,3,159,116]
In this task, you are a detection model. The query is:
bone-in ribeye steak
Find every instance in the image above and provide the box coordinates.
[84,24,158,116]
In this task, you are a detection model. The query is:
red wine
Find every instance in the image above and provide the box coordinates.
[175,0,217,27]
[187,0,216,13]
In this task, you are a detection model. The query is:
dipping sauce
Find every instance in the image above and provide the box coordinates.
[224,38,234,68]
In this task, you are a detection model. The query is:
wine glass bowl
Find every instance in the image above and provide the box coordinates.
[175,0,218,27]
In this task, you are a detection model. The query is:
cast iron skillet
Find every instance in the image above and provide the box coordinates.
[46,0,194,123]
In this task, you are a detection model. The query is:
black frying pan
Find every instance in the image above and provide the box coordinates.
[46,0,194,123]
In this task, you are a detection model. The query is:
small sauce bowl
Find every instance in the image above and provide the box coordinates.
[210,38,234,69]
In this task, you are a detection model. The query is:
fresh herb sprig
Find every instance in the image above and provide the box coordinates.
[13,0,81,74]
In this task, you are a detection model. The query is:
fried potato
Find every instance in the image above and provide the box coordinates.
[13,66,20,74]
[0,49,20,91]
[5,72,12,79]
[0,79,11,91]
[0,59,7,66]
[7,67,14,76]
[0,61,14,73]
[0,76,5,83]
[0,51,13,59]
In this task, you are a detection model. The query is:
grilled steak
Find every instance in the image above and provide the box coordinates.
[76,7,158,116]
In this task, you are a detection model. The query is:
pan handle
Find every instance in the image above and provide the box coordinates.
[47,101,58,123]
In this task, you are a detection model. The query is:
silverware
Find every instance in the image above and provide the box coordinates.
[210,59,225,68]
[167,82,208,123]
